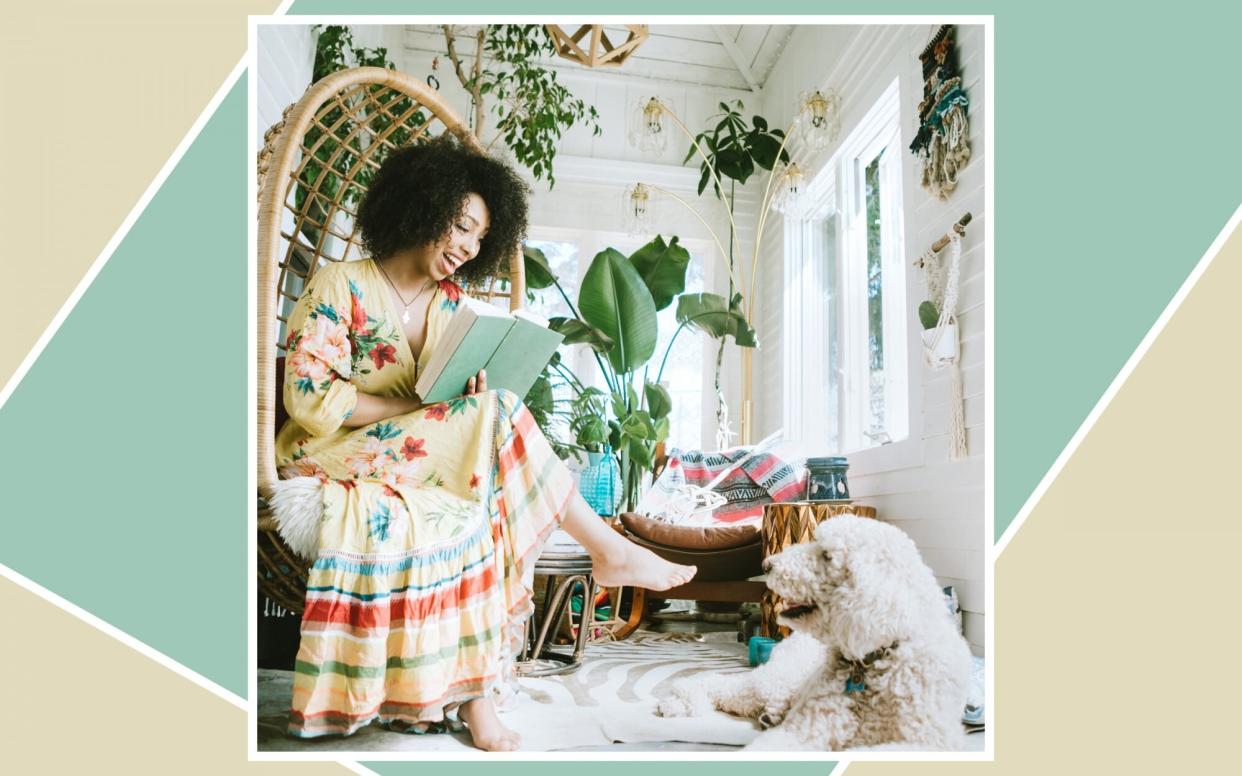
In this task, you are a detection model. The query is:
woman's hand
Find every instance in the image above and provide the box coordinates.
[465,369,487,396]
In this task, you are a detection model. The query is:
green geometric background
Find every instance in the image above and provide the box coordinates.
[2,1,1239,774]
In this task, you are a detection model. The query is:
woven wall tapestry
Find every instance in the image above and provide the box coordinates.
[909,25,972,200]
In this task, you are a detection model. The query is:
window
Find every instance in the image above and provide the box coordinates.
[842,127,907,452]
[523,239,582,450]
[786,79,907,457]
[522,238,581,327]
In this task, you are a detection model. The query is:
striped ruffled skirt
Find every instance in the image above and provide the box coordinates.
[286,389,574,737]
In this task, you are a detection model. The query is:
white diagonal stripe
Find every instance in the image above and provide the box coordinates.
[1,560,245,706]
[996,201,1242,557]
[0,56,247,415]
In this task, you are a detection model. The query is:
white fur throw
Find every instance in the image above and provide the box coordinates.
[265,476,324,560]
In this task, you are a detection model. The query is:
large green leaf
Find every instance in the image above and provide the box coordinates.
[644,381,672,421]
[628,236,691,311]
[548,317,614,352]
[619,410,658,469]
[654,416,670,442]
[620,412,653,440]
[523,244,557,289]
[578,248,658,374]
[627,437,655,469]
[747,131,784,171]
[675,292,758,348]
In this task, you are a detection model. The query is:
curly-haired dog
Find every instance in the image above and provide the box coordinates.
[657,516,972,751]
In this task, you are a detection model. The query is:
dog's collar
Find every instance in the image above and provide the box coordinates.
[841,641,899,693]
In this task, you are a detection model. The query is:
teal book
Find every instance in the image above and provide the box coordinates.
[415,296,565,404]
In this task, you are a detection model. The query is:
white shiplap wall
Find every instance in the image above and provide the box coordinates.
[254,25,315,148]
[755,24,988,655]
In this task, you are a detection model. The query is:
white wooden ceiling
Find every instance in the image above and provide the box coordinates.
[402,25,796,93]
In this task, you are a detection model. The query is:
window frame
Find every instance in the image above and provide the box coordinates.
[839,117,908,453]
[783,78,923,472]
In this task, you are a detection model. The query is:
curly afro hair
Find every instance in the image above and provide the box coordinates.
[355,133,529,285]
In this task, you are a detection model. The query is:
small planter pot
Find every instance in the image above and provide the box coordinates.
[922,321,959,367]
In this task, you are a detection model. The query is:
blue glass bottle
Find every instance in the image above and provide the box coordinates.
[580,446,621,516]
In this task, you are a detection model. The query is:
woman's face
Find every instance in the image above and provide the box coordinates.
[417,192,491,281]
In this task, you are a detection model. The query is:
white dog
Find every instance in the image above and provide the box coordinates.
[657,516,972,751]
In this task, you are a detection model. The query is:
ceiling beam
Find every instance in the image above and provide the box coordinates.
[712,25,762,94]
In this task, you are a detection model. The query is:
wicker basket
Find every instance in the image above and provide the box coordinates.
[256,67,526,614]
[759,501,877,638]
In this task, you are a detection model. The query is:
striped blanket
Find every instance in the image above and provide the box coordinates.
[646,446,806,525]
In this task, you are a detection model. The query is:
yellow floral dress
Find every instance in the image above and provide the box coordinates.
[275,259,574,738]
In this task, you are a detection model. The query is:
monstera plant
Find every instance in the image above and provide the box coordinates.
[523,237,756,512]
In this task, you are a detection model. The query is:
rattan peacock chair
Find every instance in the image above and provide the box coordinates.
[256,66,525,614]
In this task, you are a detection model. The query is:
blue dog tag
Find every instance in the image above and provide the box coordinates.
[845,678,866,693]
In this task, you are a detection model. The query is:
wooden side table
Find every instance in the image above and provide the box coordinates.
[760,501,877,638]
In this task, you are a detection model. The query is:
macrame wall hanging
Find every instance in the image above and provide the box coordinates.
[909,25,971,200]
[916,217,969,460]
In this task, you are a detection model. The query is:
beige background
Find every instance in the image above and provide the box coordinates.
[0,3,349,770]
[0,1,280,386]
[0,578,356,773]
[854,226,1242,773]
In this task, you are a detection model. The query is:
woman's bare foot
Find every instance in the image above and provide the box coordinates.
[459,697,521,752]
[592,541,696,591]
[558,492,696,591]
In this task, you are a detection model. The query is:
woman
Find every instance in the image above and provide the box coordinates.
[270,134,695,751]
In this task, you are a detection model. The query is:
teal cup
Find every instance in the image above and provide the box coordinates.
[748,636,776,666]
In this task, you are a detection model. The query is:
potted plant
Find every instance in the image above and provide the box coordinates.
[523,238,756,513]
[918,300,958,366]
[687,101,790,444]
[568,387,611,460]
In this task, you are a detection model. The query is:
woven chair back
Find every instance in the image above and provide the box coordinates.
[255,68,528,614]
[256,66,525,490]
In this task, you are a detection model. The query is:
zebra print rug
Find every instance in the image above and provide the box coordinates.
[257,632,760,752]
[524,632,759,749]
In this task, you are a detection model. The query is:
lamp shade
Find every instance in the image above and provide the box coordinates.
[545,25,649,68]
[797,88,841,151]
[622,183,654,238]
[770,163,805,216]
[628,96,669,154]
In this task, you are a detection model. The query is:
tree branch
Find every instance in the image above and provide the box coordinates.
[442,26,471,89]
[473,27,486,137]
[442,25,485,139]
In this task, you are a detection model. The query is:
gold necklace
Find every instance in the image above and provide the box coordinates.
[376,260,435,324]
